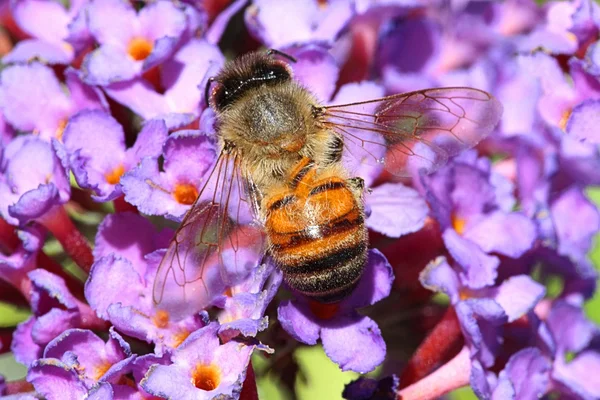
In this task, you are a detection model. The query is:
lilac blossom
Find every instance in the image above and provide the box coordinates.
[0,63,107,141]
[103,38,224,119]
[421,257,545,373]
[278,250,393,373]
[0,135,70,226]
[421,153,537,289]
[141,322,255,400]
[12,269,103,366]
[121,129,217,221]
[4,0,90,65]
[85,212,207,354]
[27,328,135,399]
[215,261,283,339]
[1,0,600,399]
[81,0,188,86]
[61,111,168,201]
[245,0,353,48]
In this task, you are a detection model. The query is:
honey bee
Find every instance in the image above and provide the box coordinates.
[153,49,502,318]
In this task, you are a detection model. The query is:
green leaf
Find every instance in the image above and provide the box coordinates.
[295,345,359,400]
[0,302,30,328]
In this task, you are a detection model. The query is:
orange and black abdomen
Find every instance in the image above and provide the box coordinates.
[265,160,367,303]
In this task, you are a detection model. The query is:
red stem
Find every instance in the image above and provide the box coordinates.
[240,361,258,400]
[0,217,19,254]
[3,379,34,395]
[113,195,139,214]
[0,327,15,354]
[398,346,471,400]
[38,206,94,273]
[0,281,28,307]
[400,306,463,388]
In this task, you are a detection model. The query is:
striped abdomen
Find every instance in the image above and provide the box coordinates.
[265,158,367,303]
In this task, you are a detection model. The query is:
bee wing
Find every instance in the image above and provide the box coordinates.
[152,150,265,320]
[323,87,503,176]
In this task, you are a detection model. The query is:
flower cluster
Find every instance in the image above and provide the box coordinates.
[0,0,599,400]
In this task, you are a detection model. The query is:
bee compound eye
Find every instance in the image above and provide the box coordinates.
[211,82,228,111]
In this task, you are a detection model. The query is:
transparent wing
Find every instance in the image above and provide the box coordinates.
[322,87,503,176]
[152,150,265,320]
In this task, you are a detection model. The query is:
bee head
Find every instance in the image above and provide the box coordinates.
[206,51,294,112]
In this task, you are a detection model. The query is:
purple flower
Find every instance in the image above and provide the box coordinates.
[85,212,207,354]
[245,0,353,48]
[61,110,168,201]
[0,135,70,226]
[547,300,600,400]
[524,52,600,132]
[550,186,600,266]
[27,328,135,399]
[519,0,600,56]
[0,225,42,293]
[422,154,537,288]
[103,38,224,119]
[278,250,393,373]
[420,256,545,371]
[4,0,90,64]
[488,347,552,399]
[567,99,600,144]
[141,322,255,400]
[343,374,399,400]
[81,0,188,86]
[215,261,283,339]
[121,129,217,221]
[0,63,107,141]
[12,269,103,366]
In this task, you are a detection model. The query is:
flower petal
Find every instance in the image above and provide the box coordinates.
[495,348,551,400]
[321,315,386,373]
[464,211,537,258]
[492,275,545,322]
[366,183,428,238]
[442,229,499,289]
[81,45,141,85]
[566,99,600,144]
[342,249,393,310]
[277,300,320,345]
[0,63,71,136]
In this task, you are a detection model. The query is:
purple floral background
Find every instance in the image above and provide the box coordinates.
[0,0,599,399]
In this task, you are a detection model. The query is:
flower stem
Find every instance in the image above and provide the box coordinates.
[0,217,20,253]
[0,327,15,354]
[0,280,29,306]
[113,195,138,214]
[400,306,462,387]
[397,346,471,400]
[240,361,258,400]
[38,206,94,273]
[3,379,34,395]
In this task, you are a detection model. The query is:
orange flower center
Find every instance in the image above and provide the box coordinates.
[309,300,340,320]
[128,37,153,61]
[105,164,125,185]
[93,361,112,381]
[192,364,221,391]
[559,109,572,131]
[451,214,466,235]
[173,183,198,205]
[55,119,68,141]
[152,310,170,329]
[171,329,191,348]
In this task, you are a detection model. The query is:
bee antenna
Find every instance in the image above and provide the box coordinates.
[266,48,297,63]
[204,76,216,108]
